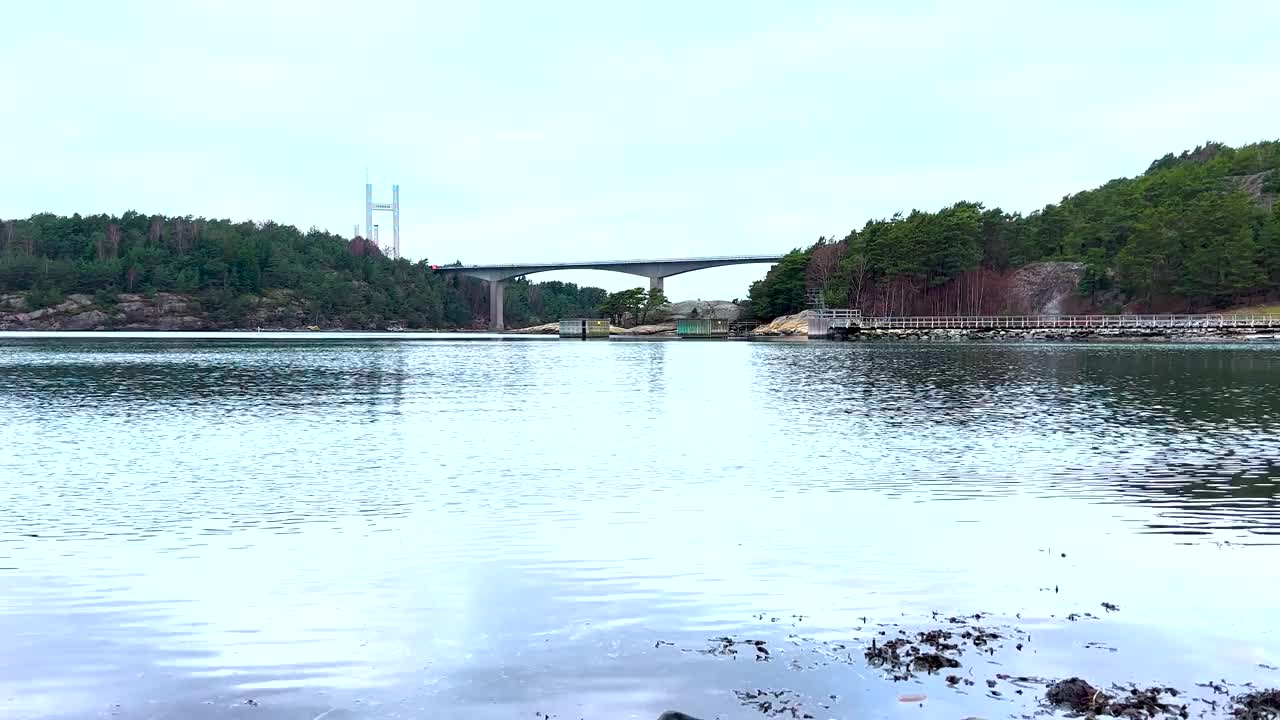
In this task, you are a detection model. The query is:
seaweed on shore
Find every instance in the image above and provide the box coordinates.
[1233,689,1280,720]
[734,688,814,718]
[1045,678,1188,719]
[862,619,1014,681]
[699,636,772,660]
[654,609,1275,720]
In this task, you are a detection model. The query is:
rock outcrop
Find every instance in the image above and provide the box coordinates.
[1007,262,1087,315]
[508,322,559,334]
[110,293,209,330]
[508,322,679,335]
[1234,169,1277,212]
[0,290,317,331]
[241,291,312,329]
[751,310,816,336]
[622,323,676,335]
[61,309,111,330]
[0,293,155,331]
[660,300,743,321]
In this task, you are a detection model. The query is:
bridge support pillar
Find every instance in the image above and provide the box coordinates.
[649,276,664,293]
[489,280,505,331]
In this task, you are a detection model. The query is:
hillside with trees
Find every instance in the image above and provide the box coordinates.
[0,212,612,329]
[494,278,611,328]
[7,140,1277,330]
[748,140,1280,320]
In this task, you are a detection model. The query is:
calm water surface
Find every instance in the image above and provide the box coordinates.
[2,335,1279,720]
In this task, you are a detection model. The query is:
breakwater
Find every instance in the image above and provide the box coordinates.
[829,326,1278,341]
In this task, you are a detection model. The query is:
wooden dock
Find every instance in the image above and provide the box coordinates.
[808,311,1280,338]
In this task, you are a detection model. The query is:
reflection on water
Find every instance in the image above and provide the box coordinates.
[1,337,1279,720]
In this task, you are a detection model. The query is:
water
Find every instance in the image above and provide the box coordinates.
[2,335,1279,720]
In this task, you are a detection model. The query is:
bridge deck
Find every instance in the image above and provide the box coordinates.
[435,254,785,271]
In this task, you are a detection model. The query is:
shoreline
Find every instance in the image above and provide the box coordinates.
[4,294,1275,341]
[0,326,1277,343]
[647,606,1280,720]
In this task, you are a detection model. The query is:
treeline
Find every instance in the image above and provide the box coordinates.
[0,212,610,328]
[491,282,671,327]
[498,278,610,326]
[748,140,1280,319]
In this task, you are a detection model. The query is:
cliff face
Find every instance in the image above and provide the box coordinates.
[1007,262,1088,314]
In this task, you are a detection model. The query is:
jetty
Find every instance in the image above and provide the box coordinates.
[808,310,1280,339]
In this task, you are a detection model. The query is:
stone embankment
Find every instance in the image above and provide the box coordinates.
[846,327,1276,341]
[749,312,1278,341]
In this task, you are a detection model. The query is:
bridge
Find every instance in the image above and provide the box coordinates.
[434,255,785,330]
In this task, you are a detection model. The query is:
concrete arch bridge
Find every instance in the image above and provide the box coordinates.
[434,255,784,330]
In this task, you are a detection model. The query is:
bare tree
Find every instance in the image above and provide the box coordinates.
[846,252,869,312]
[176,219,199,255]
[97,223,121,260]
[807,240,843,292]
[527,284,544,320]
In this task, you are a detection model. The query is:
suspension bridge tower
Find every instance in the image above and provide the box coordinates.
[364,182,400,259]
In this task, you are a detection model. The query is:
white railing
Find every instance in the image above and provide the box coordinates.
[815,309,863,328]
[853,314,1280,330]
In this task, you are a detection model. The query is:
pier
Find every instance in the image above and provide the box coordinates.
[808,311,1280,338]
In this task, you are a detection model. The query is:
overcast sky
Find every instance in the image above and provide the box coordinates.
[3,0,1278,300]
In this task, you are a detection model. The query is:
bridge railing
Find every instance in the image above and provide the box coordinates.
[435,254,786,270]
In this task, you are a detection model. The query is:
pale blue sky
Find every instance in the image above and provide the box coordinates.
[3,0,1277,300]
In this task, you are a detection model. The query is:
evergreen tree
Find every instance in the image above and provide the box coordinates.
[745,139,1280,319]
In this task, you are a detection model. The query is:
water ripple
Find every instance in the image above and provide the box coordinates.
[2,337,1279,719]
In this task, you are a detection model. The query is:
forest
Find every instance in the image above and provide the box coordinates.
[0,213,607,328]
[7,140,1278,329]
[748,140,1280,320]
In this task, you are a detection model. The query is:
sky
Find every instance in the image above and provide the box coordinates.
[2,0,1278,301]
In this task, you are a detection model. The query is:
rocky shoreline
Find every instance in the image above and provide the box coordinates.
[0,291,412,332]
[3,296,1277,342]
[0,292,204,331]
